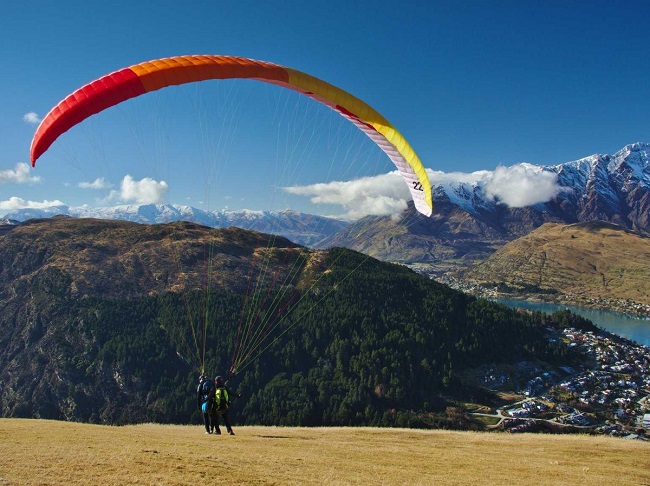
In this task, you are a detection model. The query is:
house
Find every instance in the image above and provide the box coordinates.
[643,414,650,430]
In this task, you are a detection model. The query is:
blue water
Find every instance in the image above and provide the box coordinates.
[492,298,650,347]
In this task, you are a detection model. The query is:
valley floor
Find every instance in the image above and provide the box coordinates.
[1,419,648,485]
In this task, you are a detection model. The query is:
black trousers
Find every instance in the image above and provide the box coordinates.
[212,410,233,433]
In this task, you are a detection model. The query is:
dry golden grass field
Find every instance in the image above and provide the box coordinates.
[1,419,648,485]
[465,222,650,306]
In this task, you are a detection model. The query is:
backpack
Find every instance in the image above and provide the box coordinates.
[201,380,215,402]
[214,387,229,412]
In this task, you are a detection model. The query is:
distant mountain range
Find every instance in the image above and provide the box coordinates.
[3,143,649,264]
[1,206,348,248]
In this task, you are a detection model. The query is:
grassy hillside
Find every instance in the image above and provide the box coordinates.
[1,419,648,485]
[464,221,650,305]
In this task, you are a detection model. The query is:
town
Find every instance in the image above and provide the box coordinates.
[402,263,650,437]
[472,327,650,438]
[429,270,650,317]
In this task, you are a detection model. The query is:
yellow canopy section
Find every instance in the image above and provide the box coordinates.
[285,68,432,216]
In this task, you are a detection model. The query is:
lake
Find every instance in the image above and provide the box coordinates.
[492,298,650,347]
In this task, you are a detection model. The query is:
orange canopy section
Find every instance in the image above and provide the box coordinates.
[30,55,432,216]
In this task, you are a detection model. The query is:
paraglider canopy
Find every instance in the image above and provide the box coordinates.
[30,55,433,217]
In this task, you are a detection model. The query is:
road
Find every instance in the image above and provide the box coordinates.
[471,398,594,430]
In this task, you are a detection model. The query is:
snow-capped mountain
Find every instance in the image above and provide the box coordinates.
[425,142,650,222]
[1,205,348,248]
[546,142,650,231]
[322,143,650,263]
[418,142,650,231]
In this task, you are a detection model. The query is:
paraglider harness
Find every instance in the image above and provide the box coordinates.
[213,373,234,414]
[213,386,230,414]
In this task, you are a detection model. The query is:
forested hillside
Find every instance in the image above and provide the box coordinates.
[0,218,592,427]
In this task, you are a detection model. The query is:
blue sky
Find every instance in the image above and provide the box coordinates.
[1,1,649,218]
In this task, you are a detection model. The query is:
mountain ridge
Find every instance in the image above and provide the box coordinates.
[1,206,348,248]
[3,143,649,264]
[460,221,650,308]
[323,143,650,263]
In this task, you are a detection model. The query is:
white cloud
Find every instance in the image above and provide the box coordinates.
[78,177,111,189]
[428,169,491,185]
[482,164,561,207]
[23,112,41,125]
[284,164,561,219]
[111,175,168,204]
[0,163,41,184]
[0,197,64,210]
[284,172,409,220]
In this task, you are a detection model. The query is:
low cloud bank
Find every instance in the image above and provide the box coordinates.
[483,165,561,207]
[1,174,168,213]
[0,197,64,211]
[284,172,408,220]
[284,164,561,220]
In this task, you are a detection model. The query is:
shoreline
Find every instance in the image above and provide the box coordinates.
[482,292,650,320]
